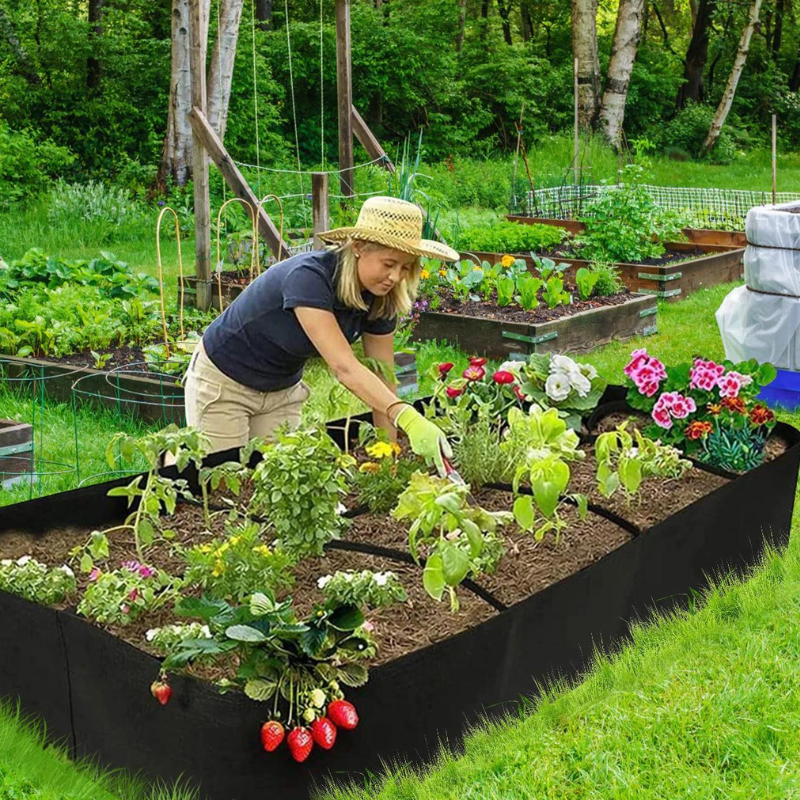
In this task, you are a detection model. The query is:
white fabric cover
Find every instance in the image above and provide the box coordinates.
[718,202,800,370]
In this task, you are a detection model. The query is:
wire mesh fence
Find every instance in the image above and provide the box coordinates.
[510,182,800,230]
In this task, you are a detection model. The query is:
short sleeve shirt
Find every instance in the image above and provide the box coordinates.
[202,249,396,392]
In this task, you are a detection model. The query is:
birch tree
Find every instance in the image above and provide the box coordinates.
[702,0,763,155]
[207,0,245,142]
[158,0,193,188]
[597,0,646,146]
[572,0,601,129]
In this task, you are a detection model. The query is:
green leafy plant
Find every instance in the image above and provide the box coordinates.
[182,520,296,601]
[103,426,210,559]
[458,221,567,254]
[0,556,76,605]
[595,422,691,501]
[249,427,355,558]
[515,273,543,311]
[354,439,422,514]
[495,275,516,307]
[587,260,624,296]
[499,404,585,468]
[392,472,511,611]
[317,570,406,609]
[574,267,600,301]
[541,274,571,309]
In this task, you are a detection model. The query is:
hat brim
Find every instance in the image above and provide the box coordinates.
[317,227,460,262]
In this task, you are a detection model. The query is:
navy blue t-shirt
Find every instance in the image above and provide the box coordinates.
[202,250,396,391]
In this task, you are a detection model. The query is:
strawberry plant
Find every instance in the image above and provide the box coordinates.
[595,422,691,501]
[392,472,511,611]
[249,427,355,557]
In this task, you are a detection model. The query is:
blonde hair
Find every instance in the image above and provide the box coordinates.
[330,240,421,320]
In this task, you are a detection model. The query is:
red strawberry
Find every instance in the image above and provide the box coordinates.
[327,700,359,730]
[150,679,172,706]
[310,717,337,750]
[287,727,314,763]
[260,720,285,753]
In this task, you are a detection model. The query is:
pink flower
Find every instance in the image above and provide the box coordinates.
[128,588,139,601]
[690,358,725,391]
[138,565,157,578]
[639,381,661,398]
[437,362,454,377]
[652,408,673,429]
[513,385,527,402]
[89,568,102,582]
[122,560,141,573]
[669,396,697,419]
[624,349,649,377]
[625,349,667,396]
[492,370,515,385]
[446,386,463,399]
[717,371,748,399]
[363,620,375,633]
[469,357,487,367]
[463,365,485,381]
[120,604,130,615]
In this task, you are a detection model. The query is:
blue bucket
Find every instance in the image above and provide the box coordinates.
[758,369,800,411]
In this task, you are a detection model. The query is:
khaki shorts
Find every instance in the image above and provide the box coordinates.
[183,339,310,453]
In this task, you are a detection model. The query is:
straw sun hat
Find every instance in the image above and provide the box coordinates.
[318,196,459,262]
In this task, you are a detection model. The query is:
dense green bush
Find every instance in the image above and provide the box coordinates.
[656,103,740,164]
[457,221,567,254]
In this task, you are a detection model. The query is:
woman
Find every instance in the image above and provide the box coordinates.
[184,196,457,474]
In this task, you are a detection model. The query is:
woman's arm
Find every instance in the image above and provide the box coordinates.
[362,331,397,438]
[294,307,404,421]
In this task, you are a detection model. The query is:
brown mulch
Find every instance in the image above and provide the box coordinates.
[468,488,632,608]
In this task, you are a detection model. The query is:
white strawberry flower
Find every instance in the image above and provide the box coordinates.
[145,628,159,642]
[317,575,332,589]
[16,555,32,566]
[58,565,75,579]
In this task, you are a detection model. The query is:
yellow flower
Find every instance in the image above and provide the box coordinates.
[229,536,242,546]
[439,269,447,277]
[253,544,272,557]
[359,461,380,474]
[212,560,225,578]
[366,441,396,459]
[501,254,515,268]
[420,269,430,280]
[213,542,230,558]
[198,544,213,554]
[390,442,402,456]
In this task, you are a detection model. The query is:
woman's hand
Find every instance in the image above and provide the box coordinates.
[393,406,452,476]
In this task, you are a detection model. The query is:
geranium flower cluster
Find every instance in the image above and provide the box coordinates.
[652,392,697,430]
[690,358,752,398]
[624,348,667,397]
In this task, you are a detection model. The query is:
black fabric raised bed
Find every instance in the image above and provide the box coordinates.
[0,386,798,800]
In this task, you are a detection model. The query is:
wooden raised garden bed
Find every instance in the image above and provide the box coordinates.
[506,215,747,248]
[0,386,797,800]
[0,420,33,489]
[412,294,658,359]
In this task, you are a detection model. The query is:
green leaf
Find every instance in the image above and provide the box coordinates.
[137,517,155,547]
[176,595,230,622]
[300,625,328,657]
[244,678,278,702]
[337,663,368,688]
[225,625,267,643]
[79,553,93,573]
[422,553,446,601]
[513,495,536,532]
[440,543,470,587]
[328,605,365,631]
[250,592,276,616]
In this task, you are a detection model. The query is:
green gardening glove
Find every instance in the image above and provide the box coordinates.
[394,405,452,477]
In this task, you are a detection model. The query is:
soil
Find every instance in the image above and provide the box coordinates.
[567,446,730,532]
[18,344,153,371]
[204,269,254,288]
[434,287,637,325]
[468,488,632,607]
[536,244,706,267]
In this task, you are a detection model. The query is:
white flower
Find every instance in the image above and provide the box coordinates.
[570,371,592,398]
[317,575,332,589]
[544,372,571,402]
[58,565,75,579]
[625,448,639,459]
[1,559,12,567]
[145,628,159,642]
[580,363,598,380]
[16,556,32,566]
[374,572,393,586]
[498,360,524,377]
[550,354,578,375]
[200,625,211,638]
[336,502,347,515]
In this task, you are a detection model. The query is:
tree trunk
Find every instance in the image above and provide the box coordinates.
[791,40,800,91]
[771,0,784,60]
[676,0,716,108]
[497,0,513,44]
[598,0,645,146]
[456,0,467,53]
[521,2,533,41]
[0,2,41,85]
[702,0,763,155]
[207,0,244,142]
[571,0,601,129]
[158,0,193,188]
[255,0,271,31]
[87,0,103,90]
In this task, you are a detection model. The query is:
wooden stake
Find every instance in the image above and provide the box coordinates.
[188,107,290,259]
[573,57,579,183]
[511,102,524,213]
[352,105,395,173]
[335,0,354,202]
[772,113,777,204]
[188,0,212,311]
[312,172,330,249]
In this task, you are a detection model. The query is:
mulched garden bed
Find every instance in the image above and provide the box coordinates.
[44,344,153,370]
[538,244,706,267]
[433,287,637,325]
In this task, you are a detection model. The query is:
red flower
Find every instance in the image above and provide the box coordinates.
[685,420,713,440]
[437,362,454,376]
[513,385,527,402]
[721,396,747,415]
[492,370,515,385]
[469,357,487,367]
[446,386,464,399]
[750,405,774,426]
[463,365,485,381]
